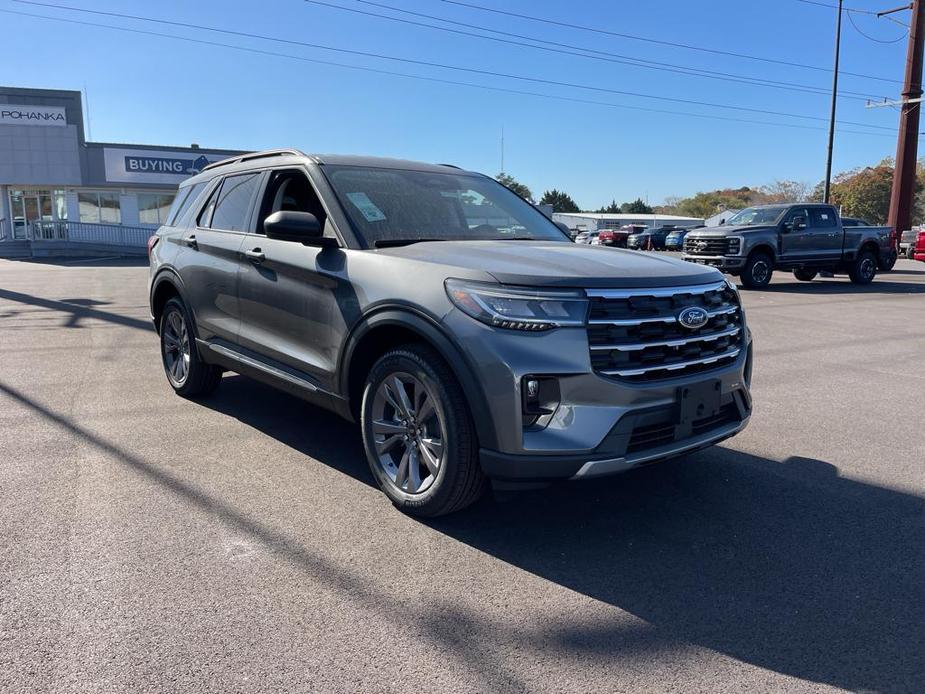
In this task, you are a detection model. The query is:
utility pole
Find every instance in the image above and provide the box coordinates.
[823,0,844,203]
[887,0,925,244]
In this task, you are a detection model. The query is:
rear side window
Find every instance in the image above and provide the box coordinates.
[811,208,837,228]
[208,173,262,232]
[165,181,207,227]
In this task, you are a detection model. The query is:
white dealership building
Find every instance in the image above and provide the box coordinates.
[0,86,243,250]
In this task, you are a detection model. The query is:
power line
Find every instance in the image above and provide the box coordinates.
[792,0,877,14]
[440,0,901,84]
[846,8,909,42]
[299,0,889,102]
[9,2,898,133]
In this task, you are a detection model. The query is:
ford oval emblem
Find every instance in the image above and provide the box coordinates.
[678,306,709,330]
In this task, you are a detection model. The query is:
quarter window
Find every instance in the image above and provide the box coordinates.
[208,173,262,232]
[164,182,206,227]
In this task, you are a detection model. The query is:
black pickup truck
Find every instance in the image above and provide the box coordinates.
[681,203,894,288]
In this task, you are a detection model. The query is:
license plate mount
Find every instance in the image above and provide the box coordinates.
[676,379,722,427]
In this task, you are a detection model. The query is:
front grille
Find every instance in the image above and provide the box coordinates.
[586,281,743,382]
[684,237,728,255]
[626,403,740,454]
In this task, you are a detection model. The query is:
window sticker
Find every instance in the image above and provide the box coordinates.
[345,192,387,222]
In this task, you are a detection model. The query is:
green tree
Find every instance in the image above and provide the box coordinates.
[827,164,894,224]
[496,172,533,202]
[596,199,621,213]
[539,189,580,213]
[620,198,653,214]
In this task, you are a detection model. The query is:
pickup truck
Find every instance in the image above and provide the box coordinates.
[681,203,894,288]
[900,228,920,259]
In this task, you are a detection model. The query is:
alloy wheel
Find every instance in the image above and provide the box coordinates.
[162,309,191,386]
[371,372,446,495]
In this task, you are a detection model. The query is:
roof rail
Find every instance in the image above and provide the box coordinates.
[437,163,461,169]
[200,148,307,173]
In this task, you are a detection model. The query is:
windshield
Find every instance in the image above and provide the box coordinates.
[725,206,789,226]
[322,165,569,246]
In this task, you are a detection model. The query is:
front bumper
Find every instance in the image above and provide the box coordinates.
[445,308,753,482]
[682,255,747,271]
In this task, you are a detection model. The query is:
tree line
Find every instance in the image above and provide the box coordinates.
[496,159,925,226]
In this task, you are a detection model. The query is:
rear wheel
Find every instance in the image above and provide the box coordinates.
[878,249,897,272]
[741,252,774,289]
[907,245,917,259]
[793,269,817,282]
[849,250,877,285]
[361,344,486,517]
[159,297,222,397]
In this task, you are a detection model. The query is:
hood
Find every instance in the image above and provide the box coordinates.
[687,224,773,237]
[375,240,722,288]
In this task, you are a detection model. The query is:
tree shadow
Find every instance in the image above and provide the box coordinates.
[757,278,925,295]
[0,288,153,331]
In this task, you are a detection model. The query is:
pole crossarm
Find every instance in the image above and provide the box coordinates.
[866,96,925,106]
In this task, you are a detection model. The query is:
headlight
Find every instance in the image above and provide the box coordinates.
[445,279,588,331]
[726,237,742,255]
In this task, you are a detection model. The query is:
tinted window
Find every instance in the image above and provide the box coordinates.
[256,170,327,234]
[810,208,837,228]
[323,165,568,246]
[197,184,220,227]
[209,173,261,232]
[165,182,206,227]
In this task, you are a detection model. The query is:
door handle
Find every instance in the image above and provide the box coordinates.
[182,234,198,249]
[244,248,265,263]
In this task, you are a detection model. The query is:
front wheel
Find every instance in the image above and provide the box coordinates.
[740,252,774,289]
[849,250,877,285]
[361,345,486,517]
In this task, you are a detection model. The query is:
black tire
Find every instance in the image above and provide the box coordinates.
[878,250,897,272]
[740,252,774,289]
[907,246,917,259]
[849,250,878,285]
[159,297,222,397]
[793,269,817,282]
[361,344,486,517]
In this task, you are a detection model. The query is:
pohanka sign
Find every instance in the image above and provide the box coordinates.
[0,104,67,127]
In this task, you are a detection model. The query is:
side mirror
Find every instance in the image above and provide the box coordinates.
[264,211,336,247]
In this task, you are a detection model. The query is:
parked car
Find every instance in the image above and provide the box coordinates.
[596,226,626,247]
[148,149,753,516]
[628,225,676,250]
[574,230,599,244]
[665,227,695,251]
[900,228,920,258]
[682,203,893,288]
[915,229,925,262]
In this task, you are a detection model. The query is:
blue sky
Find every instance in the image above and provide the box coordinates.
[0,0,912,208]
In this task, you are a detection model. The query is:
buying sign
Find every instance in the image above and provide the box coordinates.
[104,147,225,184]
[0,104,67,127]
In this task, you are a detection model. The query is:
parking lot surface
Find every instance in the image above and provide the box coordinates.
[1,256,923,693]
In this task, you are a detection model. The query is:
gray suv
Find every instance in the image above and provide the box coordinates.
[149,149,753,516]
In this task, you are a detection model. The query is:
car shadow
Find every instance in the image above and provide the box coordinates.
[756,277,925,294]
[195,375,924,692]
[200,374,373,486]
[428,449,925,693]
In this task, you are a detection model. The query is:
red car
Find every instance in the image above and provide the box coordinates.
[598,224,644,248]
[915,230,925,262]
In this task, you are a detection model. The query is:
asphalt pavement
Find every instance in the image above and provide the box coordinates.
[1,256,923,693]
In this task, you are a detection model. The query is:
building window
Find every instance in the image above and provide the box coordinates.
[78,192,121,224]
[138,193,176,225]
